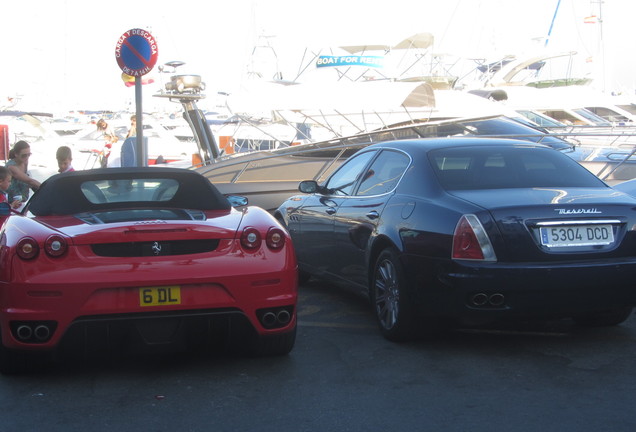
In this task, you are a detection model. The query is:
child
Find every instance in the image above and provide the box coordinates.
[96,119,117,168]
[56,146,74,173]
[0,166,22,209]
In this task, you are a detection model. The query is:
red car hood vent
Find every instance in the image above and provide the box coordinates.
[91,238,220,257]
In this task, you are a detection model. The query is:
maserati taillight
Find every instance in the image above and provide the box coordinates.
[452,214,496,261]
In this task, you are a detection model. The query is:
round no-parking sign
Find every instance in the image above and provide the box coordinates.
[115,29,158,76]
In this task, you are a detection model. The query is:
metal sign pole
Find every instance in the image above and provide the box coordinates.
[116,28,158,167]
[135,76,146,167]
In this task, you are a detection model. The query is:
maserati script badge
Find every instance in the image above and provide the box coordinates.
[554,208,602,215]
[151,242,162,256]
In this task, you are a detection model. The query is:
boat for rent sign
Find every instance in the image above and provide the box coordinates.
[115,29,158,76]
[316,55,384,68]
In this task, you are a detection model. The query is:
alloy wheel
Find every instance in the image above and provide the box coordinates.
[374,257,400,330]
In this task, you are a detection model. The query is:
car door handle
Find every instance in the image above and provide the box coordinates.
[366,210,380,220]
[326,208,337,215]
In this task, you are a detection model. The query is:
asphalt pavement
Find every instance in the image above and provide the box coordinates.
[1,279,636,432]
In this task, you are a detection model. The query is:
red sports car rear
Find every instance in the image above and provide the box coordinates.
[0,168,297,373]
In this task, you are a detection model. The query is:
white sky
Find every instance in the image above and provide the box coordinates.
[2,0,634,113]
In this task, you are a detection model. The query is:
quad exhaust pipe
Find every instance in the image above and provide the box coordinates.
[13,322,55,343]
[34,325,51,341]
[16,325,33,341]
[276,309,291,325]
[259,308,293,329]
[262,312,278,327]
[470,293,506,307]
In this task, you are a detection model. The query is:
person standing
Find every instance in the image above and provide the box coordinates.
[126,115,137,139]
[120,115,138,167]
[96,118,118,168]
[6,140,40,202]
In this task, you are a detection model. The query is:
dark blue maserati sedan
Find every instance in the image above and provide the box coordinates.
[275,137,636,341]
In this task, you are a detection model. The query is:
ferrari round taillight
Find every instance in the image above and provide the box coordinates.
[241,227,262,250]
[16,237,39,260]
[45,235,68,257]
[266,227,286,250]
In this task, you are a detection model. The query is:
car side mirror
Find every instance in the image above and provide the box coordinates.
[226,195,248,207]
[299,180,318,194]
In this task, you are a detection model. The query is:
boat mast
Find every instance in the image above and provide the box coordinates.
[593,0,606,92]
[544,0,562,47]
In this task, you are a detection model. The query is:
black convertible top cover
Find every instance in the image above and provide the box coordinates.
[26,167,231,216]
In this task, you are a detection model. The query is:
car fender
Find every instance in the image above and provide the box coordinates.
[236,205,297,265]
[1,214,67,247]
[238,205,285,230]
[365,196,409,276]
[368,194,478,267]
[275,195,309,222]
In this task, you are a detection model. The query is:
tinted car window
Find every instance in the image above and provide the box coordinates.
[325,150,376,196]
[430,146,606,190]
[357,150,410,196]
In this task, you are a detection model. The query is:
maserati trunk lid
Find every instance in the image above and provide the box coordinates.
[450,188,636,261]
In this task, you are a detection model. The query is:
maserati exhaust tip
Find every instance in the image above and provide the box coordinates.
[489,293,505,306]
[471,293,489,307]
[470,293,506,308]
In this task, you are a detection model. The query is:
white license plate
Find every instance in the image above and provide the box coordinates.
[540,224,614,247]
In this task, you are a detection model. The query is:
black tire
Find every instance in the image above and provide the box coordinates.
[0,331,43,375]
[573,307,633,327]
[244,325,297,357]
[370,248,417,342]
[0,344,23,375]
[297,270,311,285]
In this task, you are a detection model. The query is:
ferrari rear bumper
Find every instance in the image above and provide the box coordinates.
[1,306,296,355]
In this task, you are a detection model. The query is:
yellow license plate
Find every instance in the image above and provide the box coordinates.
[139,286,181,307]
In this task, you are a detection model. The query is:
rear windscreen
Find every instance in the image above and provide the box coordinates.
[430,146,606,190]
[80,178,179,204]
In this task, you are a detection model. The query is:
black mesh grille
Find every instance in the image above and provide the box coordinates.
[91,239,220,257]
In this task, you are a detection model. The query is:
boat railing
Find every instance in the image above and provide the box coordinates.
[543,128,636,139]
[203,126,636,184]
[198,130,569,182]
[215,121,636,158]
[594,150,636,180]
